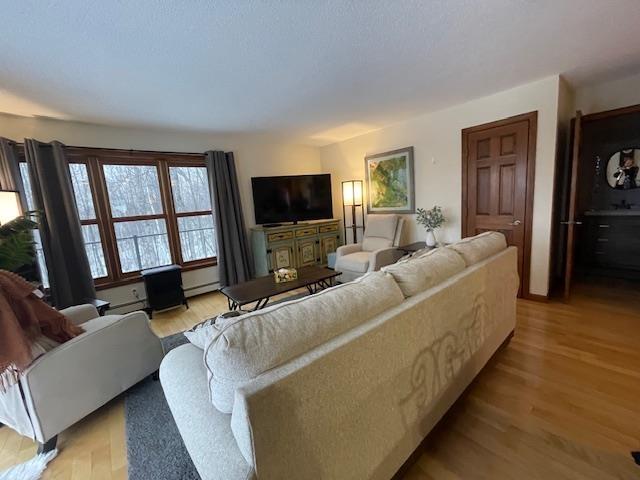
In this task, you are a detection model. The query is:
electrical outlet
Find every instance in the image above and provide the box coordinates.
[132,288,139,299]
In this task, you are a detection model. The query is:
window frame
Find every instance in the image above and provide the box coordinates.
[66,148,216,290]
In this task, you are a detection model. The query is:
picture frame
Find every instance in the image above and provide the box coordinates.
[364,146,415,214]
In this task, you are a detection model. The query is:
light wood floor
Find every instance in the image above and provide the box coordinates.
[1,282,639,479]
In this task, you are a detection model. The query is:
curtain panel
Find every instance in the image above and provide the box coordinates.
[205,151,253,287]
[0,138,28,210]
[24,139,96,308]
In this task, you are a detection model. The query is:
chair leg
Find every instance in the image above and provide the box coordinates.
[37,435,57,454]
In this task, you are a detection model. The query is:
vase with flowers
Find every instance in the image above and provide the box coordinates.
[416,205,445,247]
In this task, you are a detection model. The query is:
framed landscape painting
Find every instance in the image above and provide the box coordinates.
[365,146,415,214]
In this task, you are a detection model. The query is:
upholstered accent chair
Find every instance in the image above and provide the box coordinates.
[0,304,164,453]
[334,214,405,283]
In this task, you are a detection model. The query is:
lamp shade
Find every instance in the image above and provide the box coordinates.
[0,190,22,225]
[342,180,363,206]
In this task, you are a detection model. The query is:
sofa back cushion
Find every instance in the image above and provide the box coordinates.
[204,271,404,413]
[362,214,398,251]
[448,231,507,266]
[382,247,466,297]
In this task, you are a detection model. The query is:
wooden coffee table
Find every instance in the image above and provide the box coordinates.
[221,266,342,311]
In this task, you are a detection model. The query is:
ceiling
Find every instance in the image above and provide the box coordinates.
[2,0,640,145]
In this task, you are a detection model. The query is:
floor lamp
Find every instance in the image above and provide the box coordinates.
[341,180,364,244]
[0,190,22,225]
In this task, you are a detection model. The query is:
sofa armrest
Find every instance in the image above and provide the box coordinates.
[336,243,363,258]
[20,311,163,442]
[60,304,99,326]
[369,247,404,271]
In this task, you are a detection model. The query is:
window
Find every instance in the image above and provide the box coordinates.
[69,163,108,279]
[102,164,172,273]
[169,166,216,262]
[19,148,214,289]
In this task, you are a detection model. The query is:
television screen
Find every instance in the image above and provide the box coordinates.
[251,174,333,224]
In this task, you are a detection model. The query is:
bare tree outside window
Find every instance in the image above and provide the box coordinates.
[103,165,163,217]
[69,163,96,220]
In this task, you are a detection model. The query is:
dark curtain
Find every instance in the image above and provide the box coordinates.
[0,138,28,210]
[24,139,96,308]
[205,151,253,287]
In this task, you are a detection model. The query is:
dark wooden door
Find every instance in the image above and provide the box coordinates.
[562,110,582,299]
[462,112,537,297]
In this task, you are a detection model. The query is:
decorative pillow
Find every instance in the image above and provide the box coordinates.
[448,231,507,266]
[184,311,242,350]
[204,271,404,413]
[382,248,466,297]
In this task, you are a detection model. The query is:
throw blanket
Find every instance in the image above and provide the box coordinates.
[0,270,83,391]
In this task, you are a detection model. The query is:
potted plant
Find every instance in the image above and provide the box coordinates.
[416,205,445,247]
[0,212,39,272]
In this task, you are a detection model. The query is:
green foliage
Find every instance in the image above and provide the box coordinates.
[369,156,408,208]
[0,212,38,271]
[416,205,445,231]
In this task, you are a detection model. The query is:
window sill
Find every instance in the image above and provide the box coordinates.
[95,258,217,291]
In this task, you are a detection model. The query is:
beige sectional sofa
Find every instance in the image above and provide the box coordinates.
[160,232,518,479]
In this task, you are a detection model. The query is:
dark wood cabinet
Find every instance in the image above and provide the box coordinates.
[577,214,640,278]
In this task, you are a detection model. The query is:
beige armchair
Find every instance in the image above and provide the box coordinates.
[0,304,164,453]
[335,214,405,283]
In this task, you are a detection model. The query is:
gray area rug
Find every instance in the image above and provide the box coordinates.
[125,332,200,480]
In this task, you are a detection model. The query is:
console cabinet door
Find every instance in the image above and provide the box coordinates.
[296,238,318,267]
[268,242,296,272]
[319,234,339,264]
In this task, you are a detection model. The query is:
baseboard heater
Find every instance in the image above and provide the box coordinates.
[108,281,220,312]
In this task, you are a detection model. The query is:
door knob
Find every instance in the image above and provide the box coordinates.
[508,220,522,226]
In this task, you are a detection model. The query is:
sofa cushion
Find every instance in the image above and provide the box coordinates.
[184,312,242,349]
[382,247,466,297]
[362,214,398,251]
[362,236,393,252]
[335,251,371,273]
[448,231,507,266]
[204,271,404,413]
[365,214,398,239]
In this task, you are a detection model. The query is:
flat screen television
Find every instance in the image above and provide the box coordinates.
[251,174,333,225]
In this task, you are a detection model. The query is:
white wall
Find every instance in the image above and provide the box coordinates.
[575,70,640,115]
[0,114,322,312]
[320,76,562,296]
